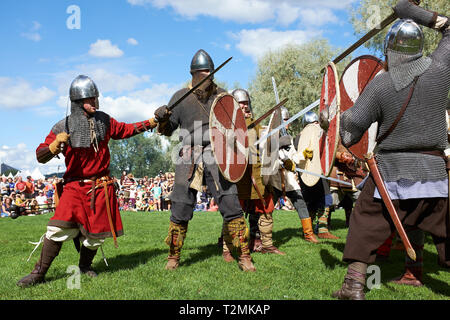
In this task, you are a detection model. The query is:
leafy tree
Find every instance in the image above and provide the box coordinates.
[350,0,449,57]
[109,133,174,178]
[248,39,351,134]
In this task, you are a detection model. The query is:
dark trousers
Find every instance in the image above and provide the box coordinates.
[272,188,310,219]
[343,175,449,266]
[170,166,243,224]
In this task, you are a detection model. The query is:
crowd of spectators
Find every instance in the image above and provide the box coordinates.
[1,169,292,219]
[117,171,221,213]
[0,175,57,218]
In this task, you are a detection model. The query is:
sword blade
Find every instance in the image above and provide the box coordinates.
[364,152,416,261]
[254,99,320,146]
[332,12,397,65]
[295,167,353,187]
[272,76,280,104]
[247,98,288,130]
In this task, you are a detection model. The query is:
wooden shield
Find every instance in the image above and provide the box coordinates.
[297,123,322,186]
[339,55,384,160]
[319,62,340,177]
[209,92,249,183]
[260,108,282,184]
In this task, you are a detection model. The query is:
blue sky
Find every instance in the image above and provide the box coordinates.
[0,0,379,175]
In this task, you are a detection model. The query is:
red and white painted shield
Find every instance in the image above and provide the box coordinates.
[319,62,340,177]
[209,92,249,183]
[339,55,384,160]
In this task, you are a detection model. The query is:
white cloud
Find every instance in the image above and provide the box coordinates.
[232,28,322,61]
[53,67,151,96]
[127,0,356,25]
[88,39,124,58]
[0,77,56,109]
[100,82,180,122]
[298,8,339,27]
[127,38,139,45]
[0,143,65,175]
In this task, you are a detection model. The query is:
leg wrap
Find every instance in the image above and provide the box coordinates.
[165,221,188,257]
[317,207,330,234]
[345,261,367,285]
[225,216,250,256]
[258,213,273,248]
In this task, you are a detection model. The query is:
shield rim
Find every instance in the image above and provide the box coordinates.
[320,61,341,177]
[209,92,249,183]
[339,55,384,161]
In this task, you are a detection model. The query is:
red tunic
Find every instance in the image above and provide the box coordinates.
[36,117,151,239]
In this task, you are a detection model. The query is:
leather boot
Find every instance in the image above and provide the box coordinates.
[164,221,188,270]
[261,246,286,255]
[17,237,62,288]
[332,278,365,300]
[300,218,318,243]
[79,245,98,277]
[238,254,256,272]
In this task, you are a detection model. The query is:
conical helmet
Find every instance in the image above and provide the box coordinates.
[69,75,99,102]
[190,49,215,74]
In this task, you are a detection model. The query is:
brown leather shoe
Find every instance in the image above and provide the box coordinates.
[222,251,235,263]
[390,270,423,287]
[17,263,46,288]
[17,238,62,288]
[238,254,256,272]
[165,256,180,270]
[261,246,286,255]
[332,278,365,300]
[317,232,340,240]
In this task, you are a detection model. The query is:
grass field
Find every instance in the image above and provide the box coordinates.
[0,209,449,300]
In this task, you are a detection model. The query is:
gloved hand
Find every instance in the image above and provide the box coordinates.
[303,148,313,160]
[154,105,171,122]
[49,132,70,155]
[435,15,449,31]
[283,159,296,172]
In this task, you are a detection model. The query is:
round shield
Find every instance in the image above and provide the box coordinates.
[296,123,322,186]
[319,62,340,177]
[209,92,249,183]
[260,108,282,185]
[339,55,384,160]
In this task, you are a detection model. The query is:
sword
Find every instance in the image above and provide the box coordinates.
[294,167,353,187]
[364,152,416,261]
[271,76,288,136]
[332,12,397,66]
[247,98,288,130]
[254,99,320,146]
[149,56,233,129]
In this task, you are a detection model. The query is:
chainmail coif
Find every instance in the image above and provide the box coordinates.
[52,101,110,149]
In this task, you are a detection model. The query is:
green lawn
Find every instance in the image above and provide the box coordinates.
[0,209,449,300]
